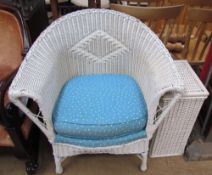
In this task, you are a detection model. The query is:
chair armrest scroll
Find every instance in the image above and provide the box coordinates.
[7,56,65,141]
[8,93,53,139]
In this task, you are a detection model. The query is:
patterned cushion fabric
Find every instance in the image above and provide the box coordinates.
[55,130,147,147]
[53,74,148,146]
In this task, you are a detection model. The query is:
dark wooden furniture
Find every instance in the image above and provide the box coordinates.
[50,0,59,19]
[20,0,49,42]
[111,3,183,46]
[50,0,101,19]
[169,8,212,65]
[1,0,49,42]
[199,44,212,141]
[89,0,101,8]
[0,3,40,174]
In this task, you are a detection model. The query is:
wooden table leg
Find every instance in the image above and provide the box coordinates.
[96,0,101,8]
[50,0,59,19]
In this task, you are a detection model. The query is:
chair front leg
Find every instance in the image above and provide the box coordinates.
[137,152,148,172]
[54,156,63,174]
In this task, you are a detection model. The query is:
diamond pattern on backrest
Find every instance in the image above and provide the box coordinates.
[69,30,129,63]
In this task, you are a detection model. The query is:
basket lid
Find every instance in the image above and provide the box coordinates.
[173,61,209,97]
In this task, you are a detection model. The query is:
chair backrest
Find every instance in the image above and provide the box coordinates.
[182,8,212,63]
[167,0,186,31]
[117,0,165,6]
[0,3,30,80]
[167,0,212,34]
[110,4,183,44]
[189,0,212,7]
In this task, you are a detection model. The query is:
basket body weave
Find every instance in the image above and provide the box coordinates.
[150,61,208,157]
[9,9,183,173]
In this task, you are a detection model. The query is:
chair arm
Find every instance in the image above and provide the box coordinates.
[8,52,68,141]
[139,73,183,139]
[133,35,184,139]
[139,70,183,139]
[146,91,182,139]
[137,67,184,139]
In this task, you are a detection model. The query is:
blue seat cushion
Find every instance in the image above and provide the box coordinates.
[55,130,147,147]
[53,74,148,143]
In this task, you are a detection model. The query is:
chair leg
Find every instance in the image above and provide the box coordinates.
[138,152,148,172]
[25,160,39,175]
[54,156,63,174]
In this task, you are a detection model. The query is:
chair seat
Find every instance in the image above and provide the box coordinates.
[53,74,147,145]
[55,130,147,147]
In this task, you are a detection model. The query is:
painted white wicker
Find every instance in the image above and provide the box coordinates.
[8,9,183,174]
[150,60,209,157]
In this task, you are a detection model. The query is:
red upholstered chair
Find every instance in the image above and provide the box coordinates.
[0,3,39,175]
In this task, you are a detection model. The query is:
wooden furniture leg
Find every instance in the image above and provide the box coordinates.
[88,0,101,8]
[50,0,59,19]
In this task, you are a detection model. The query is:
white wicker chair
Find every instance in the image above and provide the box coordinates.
[9,9,183,174]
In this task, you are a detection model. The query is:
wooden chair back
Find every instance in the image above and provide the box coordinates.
[167,0,212,33]
[189,0,212,7]
[110,4,183,45]
[0,4,30,80]
[117,0,165,6]
[183,8,212,64]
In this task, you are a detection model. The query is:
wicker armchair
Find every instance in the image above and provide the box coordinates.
[9,9,183,174]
